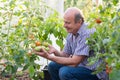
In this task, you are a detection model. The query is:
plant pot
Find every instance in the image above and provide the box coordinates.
[42,65,51,80]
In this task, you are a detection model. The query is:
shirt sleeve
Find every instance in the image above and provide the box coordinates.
[63,35,72,55]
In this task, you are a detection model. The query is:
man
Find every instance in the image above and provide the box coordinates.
[34,7,106,80]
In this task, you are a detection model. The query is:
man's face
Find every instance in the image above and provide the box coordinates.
[63,14,80,34]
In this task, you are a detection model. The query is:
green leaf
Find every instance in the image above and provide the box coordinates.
[110,69,120,80]
[56,39,63,49]
[23,64,30,71]
[102,38,110,45]
[112,31,117,38]
[112,0,119,6]
[28,65,35,78]
[12,65,18,74]
[24,1,29,8]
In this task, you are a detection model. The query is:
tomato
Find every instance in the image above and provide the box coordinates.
[42,42,49,47]
[3,63,6,67]
[106,64,112,74]
[27,52,32,57]
[34,46,42,51]
[31,43,36,48]
[35,41,41,46]
[29,34,34,40]
[95,18,102,24]
[45,47,49,51]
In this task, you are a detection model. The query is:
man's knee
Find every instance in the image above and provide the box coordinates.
[48,62,56,68]
[59,67,70,79]
[48,62,56,70]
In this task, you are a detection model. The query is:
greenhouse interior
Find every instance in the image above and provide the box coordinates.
[0,0,120,80]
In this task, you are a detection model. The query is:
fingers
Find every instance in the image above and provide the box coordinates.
[48,44,52,48]
[32,49,41,55]
[41,48,48,53]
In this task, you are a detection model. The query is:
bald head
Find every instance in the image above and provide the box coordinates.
[64,7,84,23]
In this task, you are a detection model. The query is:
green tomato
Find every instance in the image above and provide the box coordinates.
[42,42,49,47]
[45,47,49,51]
[34,46,42,51]
[16,71,23,76]
[31,43,36,48]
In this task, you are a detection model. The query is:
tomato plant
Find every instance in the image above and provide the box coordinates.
[86,0,120,79]
[0,0,66,79]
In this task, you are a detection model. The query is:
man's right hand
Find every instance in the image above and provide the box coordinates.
[48,44,57,55]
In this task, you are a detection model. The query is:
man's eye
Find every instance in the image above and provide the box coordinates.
[67,22,70,24]
[64,21,70,24]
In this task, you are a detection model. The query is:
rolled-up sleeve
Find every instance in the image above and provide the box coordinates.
[63,38,72,55]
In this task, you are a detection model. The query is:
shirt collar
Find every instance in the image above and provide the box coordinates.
[77,22,88,35]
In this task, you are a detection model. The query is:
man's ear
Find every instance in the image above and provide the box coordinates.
[78,19,82,24]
